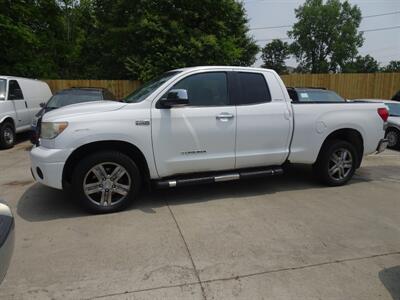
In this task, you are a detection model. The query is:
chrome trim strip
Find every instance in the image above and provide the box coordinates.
[214,174,240,182]
[169,180,177,187]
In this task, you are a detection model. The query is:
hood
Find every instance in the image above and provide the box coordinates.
[43,101,127,121]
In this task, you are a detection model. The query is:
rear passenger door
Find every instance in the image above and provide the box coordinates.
[8,80,31,127]
[234,71,292,169]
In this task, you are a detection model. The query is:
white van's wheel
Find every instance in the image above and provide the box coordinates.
[0,122,16,149]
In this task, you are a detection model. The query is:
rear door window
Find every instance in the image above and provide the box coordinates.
[237,72,271,105]
[287,89,298,102]
[8,80,24,100]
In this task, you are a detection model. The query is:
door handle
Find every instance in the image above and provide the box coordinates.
[24,101,28,108]
[216,113,234,121]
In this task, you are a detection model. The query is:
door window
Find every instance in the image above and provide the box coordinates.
[168,72,229,106]
[237,72,271,105]
[8,80,24,100]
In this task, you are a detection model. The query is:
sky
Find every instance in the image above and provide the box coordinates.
[243,0,400,68]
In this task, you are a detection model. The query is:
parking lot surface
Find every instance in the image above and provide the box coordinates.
[0,140,399,299]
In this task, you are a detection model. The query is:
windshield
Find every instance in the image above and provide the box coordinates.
[297,90,345,102]
[124,71,181,103]
[0,79,6,100]
[386,103,400,117]
[46,90,103,108]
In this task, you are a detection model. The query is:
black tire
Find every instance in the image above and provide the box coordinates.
[385,128,400,150]
[72,151,141,213]
[0,121,16,149]
[313,139,358,186]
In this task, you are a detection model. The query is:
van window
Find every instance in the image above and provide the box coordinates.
[8,80,24,100]
[0,79,6,100]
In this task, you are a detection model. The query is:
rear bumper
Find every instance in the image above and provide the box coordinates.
[376,138,389,153]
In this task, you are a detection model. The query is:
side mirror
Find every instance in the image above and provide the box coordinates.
[40,102,46,108]
[159,89,189,108]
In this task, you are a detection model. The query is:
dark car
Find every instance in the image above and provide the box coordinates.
[391,90,400,102]
[287,87,346,103]
[30,87,116,144]
[0,200,14,285]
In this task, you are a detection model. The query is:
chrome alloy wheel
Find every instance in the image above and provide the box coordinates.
[386,131,398,147]
[328,148,353,181]
[3,127,14,145]
[83,162,131,207]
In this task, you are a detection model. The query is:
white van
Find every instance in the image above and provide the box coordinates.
[0,76,52,149]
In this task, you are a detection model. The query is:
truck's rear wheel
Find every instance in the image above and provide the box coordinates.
[314,139,357,186]
[0,121,16,149]
[72,151,141,213]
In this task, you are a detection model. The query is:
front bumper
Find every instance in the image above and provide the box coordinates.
[376,138,389,153]
[30,146,73,190]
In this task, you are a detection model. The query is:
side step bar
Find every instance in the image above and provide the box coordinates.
[154,167,284,189]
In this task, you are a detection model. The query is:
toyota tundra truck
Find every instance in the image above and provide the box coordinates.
[30,66,389,213]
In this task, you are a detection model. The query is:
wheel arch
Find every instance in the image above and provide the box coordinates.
[386,126,400,134]
[317,128,364,168]
[62,140,151,188]
[0,116,15,128]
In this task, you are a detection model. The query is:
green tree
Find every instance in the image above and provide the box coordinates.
[0,0,77,78]
[261,39,290,74]
[288,0,363,73]
[342,54,379,73]
[342,55,379,73]
[84,0,258,80]
[382,60,400,73]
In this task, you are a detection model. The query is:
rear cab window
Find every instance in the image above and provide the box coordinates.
[236,72,271,105]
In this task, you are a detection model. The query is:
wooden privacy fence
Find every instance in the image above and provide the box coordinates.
[43,79,141,99]
[43,73,400,100]
[281,73,400,100]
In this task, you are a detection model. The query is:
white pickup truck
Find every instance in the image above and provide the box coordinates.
[30,66,389,213]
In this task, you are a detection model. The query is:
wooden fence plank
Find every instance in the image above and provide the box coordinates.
[43,79,141,99]
[43,73,400,100]
[281,73,400,99]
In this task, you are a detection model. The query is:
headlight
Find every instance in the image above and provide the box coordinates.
[40,122,68,139]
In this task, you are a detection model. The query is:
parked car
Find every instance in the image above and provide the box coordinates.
[391,90,400,102]
[355,99,400,149]
[30,66,388,213]
[30,87,116,145]
[0,76,52,149]
[0,200,14,285]
[287,87,346,103]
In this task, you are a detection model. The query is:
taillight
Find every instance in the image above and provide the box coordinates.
[377,107,389,122]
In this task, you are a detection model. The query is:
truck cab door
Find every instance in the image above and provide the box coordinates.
[151,71,236,178]
[234,71,292,169]
[8,80,30,128]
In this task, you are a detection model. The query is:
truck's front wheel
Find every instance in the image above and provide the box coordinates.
[314,140,357,186]
[72,151,141,213]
